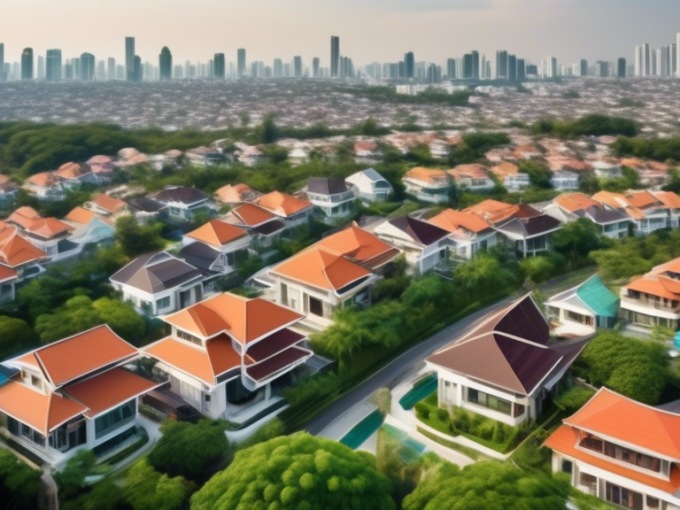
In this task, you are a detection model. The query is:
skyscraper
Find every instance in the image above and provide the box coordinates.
[46,49,62,81]
[237,48,246,77]
[80,53,95,81]
[214,53,225,79]
[579,59,588,77]
[273,58,283,77]
[404,52,415,79]
[471,51,480,79]
[125,37,135,81]
[495,50,508,79]
[508,54,517,81]
[516,59,526,81]
[330,36,340,78]
[463,54,473,79]
[108,58,116,80]
[159,47,172,81]
[677,33,680,77]
[134,55,142,82]
[312,57,320,78]
[21,48,33,80]
[0,43,4,81]
[37,56,45,80]
[447,58,456,79]
[617,58,626,77]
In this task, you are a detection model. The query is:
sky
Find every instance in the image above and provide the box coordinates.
[1,0,678,67]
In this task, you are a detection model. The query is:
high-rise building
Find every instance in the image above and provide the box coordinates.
[595,60,609,77]
[108,58,116,80]
[312,57,320,78]
[273,58,283,77]
[463,53,473,79]
[74,58,81,80]
[676,33,680,77]
[97,60,106,81]
[471,51,480,79]
[330,36,340,77]
[125,36,135,81]
[46,49,62,81]
[80,53,95,81]
[579,59,588,77]
[237,48,246,77]
[673,43,678,76]
[214,53,225,79]
[516,59,526,81]
[37,56,45,80]
[508,54,517,81]
[404,52,415,79]
[21,48,33,80]
[447,58,456,79]
[495,50,508,79]
[0,43,4,81]
[481,54,487,79]
[134,55,142,82]
[159,47,172,81]
[617,57,626,77]
[293,56,302,77]
[642,43,650,76]
[542,57,557,78]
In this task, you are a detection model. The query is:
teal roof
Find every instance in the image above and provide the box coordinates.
[576,275,619,318]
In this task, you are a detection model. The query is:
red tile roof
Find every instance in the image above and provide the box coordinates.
[186,220,248,247]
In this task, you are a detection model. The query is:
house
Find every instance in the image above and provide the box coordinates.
[22,172,65,201]
[127,197,167,222]
[546,156,594,175]
[0,175,18,208]
[354,141,382,164]
[269,224,400,328]
[544,387,680,510]
[490,162,530,191]
[591,160,622,180]
[427,209,498,260]
[448,164,495,191]
[618,257,680,330]
[551,170,580,191]
[84,193,129,219]
[222,203,287,246]
[542,193,632,239]
[345,168,393,203]
[179,220,250,286]
[0,325,160,467]
[86,155,116,179]
[214,183,260,205]
[142,293,312,423]
[0,222,48,293]
[465,200,562,257]
[545,275,620,336]
[235,144,265,167]
[402,167,452,204]
[63,207,115,247]
[304,177,356,223]
[116,148,148,168]
[110,252,204,316]
[0,264,17,303]
[150,186,212,221]
[593,190,680,236]
[426,295,589,427]
[255,191,314,228]
[186,147,224,167]
[54,162,100,189]
[373,216,449,273]
[8,208,80,262]
[149,150,183,171]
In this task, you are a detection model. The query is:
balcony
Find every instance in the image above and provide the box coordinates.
[621,295,680,313]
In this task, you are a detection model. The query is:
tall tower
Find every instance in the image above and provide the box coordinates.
[677,33,680,77]
[312,57,320,78]
[80,53,95,81]
[294,56,302,77]
[617,58,626,78]
[125,37,135,81]
[330,36,340,77]
[21,48,33,80]
[237,49,246,77]
[108,58,116,80]
[214,53,225,79]
[0,43,4,81]
[134,55,142,82]
[46,49,62,81]
[404,52,415,79]
[471,51,480,79]
[495,50,508,79]
[159,47,172,81]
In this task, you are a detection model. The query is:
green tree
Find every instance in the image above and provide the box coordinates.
[125,459,193,510]
[190,433,395,510]
[402,460,568,510]
[54,450,97,502]
[92,298,145,343]
[0,449,42,510]
[552,218,602,266]
[255,114,279,144]
[148,420,228,483]
[453,255,516,298]
[0,316,34,359]
[520,161,553,188]
[115,215,165,258]
[519,256,555,284]
[61,480,128,510]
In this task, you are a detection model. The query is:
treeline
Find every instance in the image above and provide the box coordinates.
[349,85,473,107]
[529,114,640,138]
[611,136,680,162]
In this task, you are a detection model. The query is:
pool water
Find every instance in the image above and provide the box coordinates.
[339,409,385,450]
[383,424,427,463]
[399,373,438,410]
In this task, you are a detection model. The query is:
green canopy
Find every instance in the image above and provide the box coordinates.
[576,275,619,318]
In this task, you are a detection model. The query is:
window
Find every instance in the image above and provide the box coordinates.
[466,388,512,415]
[156,296,170,310]
[281,283,288,306]
[579,473,597,490]
[647,496,659,509]
[31,375,42,390]
[177,329,202,346]
[605,482,643,510]
[94,400,136,439]
[602,441,661,473]
[580,436,604,453]
[561,460,573,474]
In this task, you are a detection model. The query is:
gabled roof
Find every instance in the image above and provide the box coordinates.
[0,265,17,283]
[575,275,619,318]
[214,183,259,204]
[563,388,680,461]
[495,212,562,238]
[55,162,91,179]
[26,172,59,187]
[65,207,97,225]
[110,252,202,294]
[163,292,304,345]
[465,199,519,224]
[554,193,599,213]
[232,203,276,227]
[427,209,492,234]
[256,191,312,218]
[151,186,209,205]
[9,325,138,387]
[90,193,127,214]
[403,167,449,184]
[185,220,248,248]
[7,207,42,230]
[0,225,47,268]
[448,164,491,181]
[178,242,221,275]
[128,196,166,213]
[317,223,400,266]
[307,177,348,196]
[427,295,582,395]
[349,168,387,183]
[491,162,522,177]
[387,216,449,247]
[25,218,74,239]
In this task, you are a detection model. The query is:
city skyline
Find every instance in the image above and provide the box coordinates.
[0,0,678,66]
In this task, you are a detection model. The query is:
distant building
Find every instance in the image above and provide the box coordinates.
[617,57,626,77]
[404,51,415,78]
[293,56,302,77]
[214,53,225,79]
[331,36,340,77]
[579,59,588,77]
[0,43,4,81]
[107,57,115,80]
[159,47,172,81]
[80,53,95,81]
[447,58,457,79]
[496,50,508,79]
[125,36,135,81]
[237,48,246,77]
[21,48,33,80]
[312,57,319,78]
[46,49,62,81]
[133,55,142,82]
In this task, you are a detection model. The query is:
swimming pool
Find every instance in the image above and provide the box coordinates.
[339,409,385,450]
[399,373,438,410]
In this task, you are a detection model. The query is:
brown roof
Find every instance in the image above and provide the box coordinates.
[7,207,42,229]
[464,199,519,224]
[403,167,449,184]
[427,209,491,234]
[491,162,521,177]
[65,207,96,225]
[24,217,74,239]
[26,172,59,187]
[214,183,258,204]
[90,193,127,214]
[232,203,276,227]
[55,162,91,179]
[256,191,312,218]
[554,193,599,213]
[110,252,202,293]
[448,164,491,181]
[186,220,248,248]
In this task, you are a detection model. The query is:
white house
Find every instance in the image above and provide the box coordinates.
[551,170,580,191]
[304,177,356,223]
[345,168,393,203]
[149,186,212,221]
[402,167,452,204]
[63,207,115,247]
[427,209,498,260]
[448,164,495,191]
[22,172,66,202]
[490,162,531,191]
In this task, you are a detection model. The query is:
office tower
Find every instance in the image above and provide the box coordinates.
[46,49,62,81]
[107,58,116,80]
[677,33,680,77]
[294,56,302,77]
[237,48,246,77]
[495,50,508,79]
[64,60,73,80]
[446,58,456,79]
[21,48,33,80]
[463,54,473,79]
[133,55,142,81]
[642,43,650,76]
[595,61,608,77]
[97,61,106,80]
[116,65,125,80]
[125,37,135,81]
[508,54,517,81]
[0,43,4,81]
[542,57,557,78]
[312,57,320,78]
[74,58,81,79]
[403,51,415,79]
[159,47,172,80]
[213,53,225,79]
[471,51,480,79]
[273,58,283,77]
[617,58,626,77]
[516,59,526,81]
[579,59,588,77]
[330,36,340,77]
[480,54,487,79]
[673,43,678,76]
[37,56,45,80]
[80,53,95,81]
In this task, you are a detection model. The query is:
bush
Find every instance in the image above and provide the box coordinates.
[478,421,495,441]
[554,386,596,413]
[436,408,450,422]
[415,402,430,420]
[453,409,471,433]
[492,422,507,444]
[281,372,341,408]
[125,459,194,510]
[0,449,42,510]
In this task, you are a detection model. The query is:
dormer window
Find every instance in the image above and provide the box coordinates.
[177,329,202,347]
[31,375,42,390]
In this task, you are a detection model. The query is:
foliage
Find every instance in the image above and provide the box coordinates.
[402,460,568,510]
[552,218,602,266]
[521,161,553,188]
[453,255,516,296]
[553,386,596,413]
[281,372,341,408]
[237,417,286,450]
[54,450,97,503]
[124,459,193,510]
[353,85,472,107]
[372,256,412,302]
[376,428,422,507]
[573,331,670,404]
[61,480,128,510]
[448,132,511,167]
[651,325,676,343]
[370,387,392,416]
[0,316,35,359]
[0,449,42,510]
[530,114,640,138]
[190,432,395,510]
[148,419,229,483]
[562,90,581,99]
[115,216,166,258]
[520,256,558,284]
[510,428,553,474]
[612,136,680,162]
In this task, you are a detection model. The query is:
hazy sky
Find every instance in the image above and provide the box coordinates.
[1,0,678,66]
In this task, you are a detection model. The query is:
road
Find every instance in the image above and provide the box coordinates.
[303,267,597,436]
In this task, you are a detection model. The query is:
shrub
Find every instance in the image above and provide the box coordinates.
[453,409,471,433]
[492,422,507,444]
[554,386,596,413]
[436,408,450,422]
[415,402,430,420]
[478,421,495,441]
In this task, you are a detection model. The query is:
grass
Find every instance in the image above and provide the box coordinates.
[416,427,485,461]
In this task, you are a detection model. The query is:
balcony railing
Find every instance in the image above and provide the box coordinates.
[621,296,680,312]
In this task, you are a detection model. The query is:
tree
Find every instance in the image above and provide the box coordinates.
[92,298,145,343]
[552,218,602,266]
[402,460,568,510]
[519,256,555,284]
[453,256,516,299]
[115,216,165,258]
[125,459,193,510]
[520,161,553,189]
[54,450,97,503]
[190,433,395,510]
[578,172,601,194]
[148,420,228,483]
[62,480,128,510]
[0,449,42,510]
[255,114,279,144]
[0,316,34,359]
